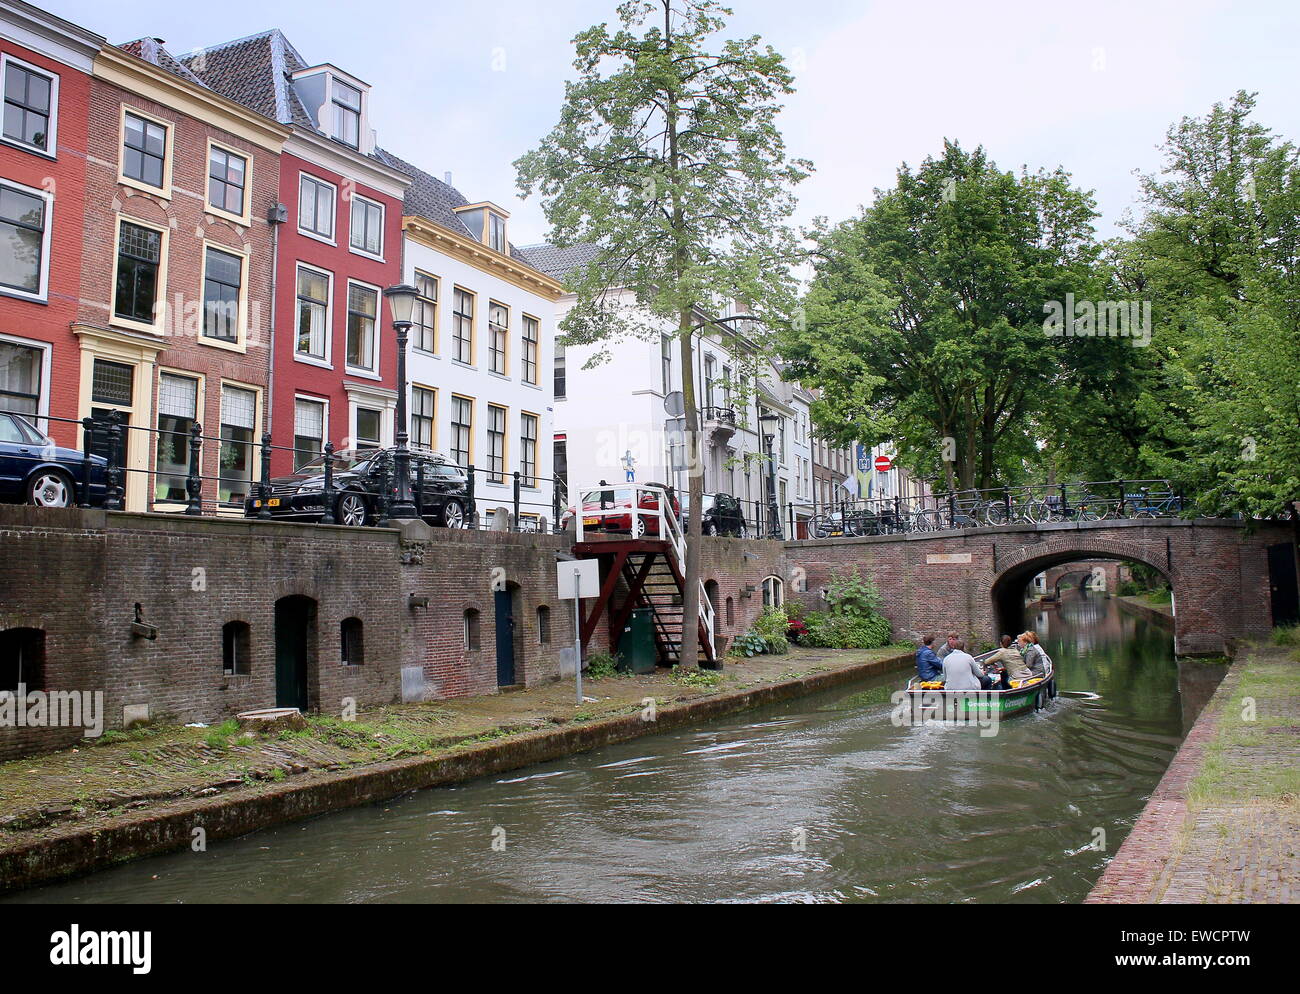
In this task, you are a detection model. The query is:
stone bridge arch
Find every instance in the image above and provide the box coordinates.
[990,542,1170,640]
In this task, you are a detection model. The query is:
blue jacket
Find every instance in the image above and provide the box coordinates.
[915,645,944,681]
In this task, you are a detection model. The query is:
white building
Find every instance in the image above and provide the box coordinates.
[376,154,565,528]
[516,245,812,535]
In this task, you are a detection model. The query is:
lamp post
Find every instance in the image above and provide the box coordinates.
[383,283,419,521]
[759,411,781,540]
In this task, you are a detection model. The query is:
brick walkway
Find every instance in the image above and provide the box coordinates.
[1088,644,1299,903]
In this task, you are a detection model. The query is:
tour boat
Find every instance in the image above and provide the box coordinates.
[905,648,1058,719]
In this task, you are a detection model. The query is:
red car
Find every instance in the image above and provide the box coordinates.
[561,482,680,537]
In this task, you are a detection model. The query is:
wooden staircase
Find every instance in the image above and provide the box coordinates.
[571,483,717,668]
[573,539,716,667]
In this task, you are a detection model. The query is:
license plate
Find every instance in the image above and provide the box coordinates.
[583,517,599,526]
[255,498,281,507]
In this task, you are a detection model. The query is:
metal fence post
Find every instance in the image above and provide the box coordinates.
[415,459,425,518]
[947,491,956,530]
[105,411,123,511]
[466,463,477,528]
[552,479,561,534]
[186,421,203,516]
[376,456,394,525]
[513,470,521,532]
[258,433,273,520]
[80,416,95,508]
[320,442,336,525]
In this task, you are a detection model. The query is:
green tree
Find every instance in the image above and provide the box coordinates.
[1130,91,1300,517]
[516,0,810,667]
[784,141,1100,492]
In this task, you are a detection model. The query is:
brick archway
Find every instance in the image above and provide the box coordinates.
[990,546,1170,642]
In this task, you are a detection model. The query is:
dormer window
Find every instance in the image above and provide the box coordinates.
[453,203,510,255]
[291,66,369,152]
[332,80,361,148]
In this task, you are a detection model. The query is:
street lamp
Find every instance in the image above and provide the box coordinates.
[758,411,782,539]
[384,283,419,520]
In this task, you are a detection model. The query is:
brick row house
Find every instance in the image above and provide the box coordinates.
[178,30,410,480]
[0,1,101,456]
[76,38,288,512]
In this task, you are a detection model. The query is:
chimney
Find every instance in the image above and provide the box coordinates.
[444,171,453,185]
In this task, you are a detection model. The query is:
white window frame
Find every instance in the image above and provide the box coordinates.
[297,171,337,245]
[343,278,382,378]
[205,138,252,226]
[292,394,329,470]
[198,240,249,352]
[0,175,53,303]
[0,331,51,426]
[117,104,173,199]
[109,213,169,335]
[348,192,384,262]
[293,262,334,369]
[0,53,58,159]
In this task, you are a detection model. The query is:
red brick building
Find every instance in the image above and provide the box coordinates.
[181,31,409,479]
[0,1,101,453]
[70,39,287,512]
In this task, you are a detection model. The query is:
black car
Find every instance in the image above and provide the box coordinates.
[680,491,747,537]
[702,492,747,537]
[0,412,107,508]
[245,447,474,528]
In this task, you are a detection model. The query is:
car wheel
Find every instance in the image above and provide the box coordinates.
[441,498,466,529]
[704,520,719,536]
[630,514,646,538]
[336,492,370,527]
[27,469,73,508]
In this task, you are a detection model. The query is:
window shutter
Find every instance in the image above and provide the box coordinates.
[158,373,197,418]
[295,399,324,437]
[221,386,256,429]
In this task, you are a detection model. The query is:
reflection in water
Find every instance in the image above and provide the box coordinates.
[8,594,1213,905]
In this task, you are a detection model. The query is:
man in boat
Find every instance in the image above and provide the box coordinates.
[935,631,959,661]
[1019,632,1047,678]
[986,634,1033,687]
[915,635,944,682]
[940,639,987,690]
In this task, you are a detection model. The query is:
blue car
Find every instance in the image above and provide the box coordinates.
[0,412,107,508]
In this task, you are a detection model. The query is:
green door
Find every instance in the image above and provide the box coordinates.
[617,608,657,674]
[275,596,313,710]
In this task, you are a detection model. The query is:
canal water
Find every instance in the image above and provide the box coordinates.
[10,592,1215,904]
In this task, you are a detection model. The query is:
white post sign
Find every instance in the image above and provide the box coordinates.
[558,559,600,704]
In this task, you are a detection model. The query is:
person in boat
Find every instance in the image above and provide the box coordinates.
[935,631,959,661]
[985,634,1033,688]
[1019,632,1047,678]
[940,639,988,691]
[915,635,944,682]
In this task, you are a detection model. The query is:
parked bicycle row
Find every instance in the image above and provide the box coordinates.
[805,482,1187,538]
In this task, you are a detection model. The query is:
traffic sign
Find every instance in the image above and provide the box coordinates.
[874,455,893,473]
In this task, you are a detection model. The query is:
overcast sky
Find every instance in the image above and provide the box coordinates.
[44,0,1300,244]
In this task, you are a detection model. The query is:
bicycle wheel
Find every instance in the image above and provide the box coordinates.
[983,502,1009,525]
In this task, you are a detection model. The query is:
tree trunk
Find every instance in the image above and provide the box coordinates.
[678,315,702,669]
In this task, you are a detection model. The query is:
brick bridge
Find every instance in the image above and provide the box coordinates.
[1041,560,1126,598]
[785,518,1296,656]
